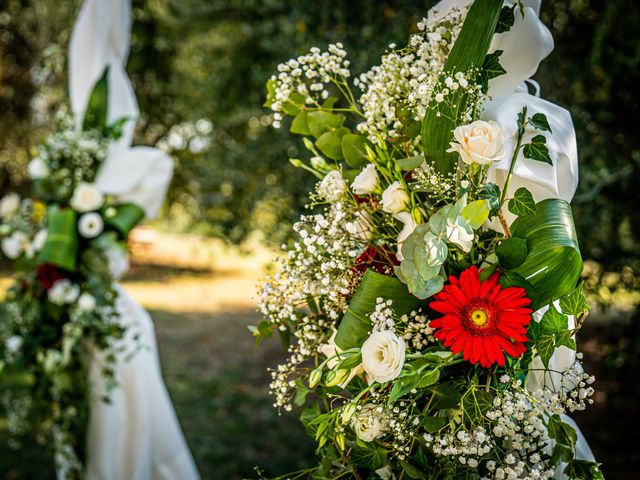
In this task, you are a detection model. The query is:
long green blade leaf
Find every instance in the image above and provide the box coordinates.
[335,269,421,350]
[510,199,583,307]
[421,0,503,175]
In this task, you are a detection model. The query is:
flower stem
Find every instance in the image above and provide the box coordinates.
[499,106,527,207]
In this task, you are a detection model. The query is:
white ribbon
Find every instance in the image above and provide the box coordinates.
[69,0,173,219]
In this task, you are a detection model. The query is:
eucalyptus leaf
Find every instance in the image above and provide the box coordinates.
[461,199,491,229]
[397,156,425,171]
[307,111,345,138]
[316,127,349,160]
[290,110,311,135]
[341,133,369,168]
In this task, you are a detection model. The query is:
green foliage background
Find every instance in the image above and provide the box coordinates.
[1,0,638,271]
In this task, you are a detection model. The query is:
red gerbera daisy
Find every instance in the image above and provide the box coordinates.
[429,266,533,368]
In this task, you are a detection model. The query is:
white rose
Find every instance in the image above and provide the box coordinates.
[105,244,130,280]
[5,335,23,355]
[361,330,406,383]
[27,157,50,179]
[48,279,80,305]
[77,292,97,313]
[1,231,28,259]
[78,212,104,238]
[351,164,379,195]
[318,170,347,203]
[346,211,374,241]
[394,211,417,261]
[0,193,20,219]
[70,183,104,212]
[447,120,504,165]
[351,403,388,442]
[446,218,474,253]
[381,181,410,214]
[32,229,48,252]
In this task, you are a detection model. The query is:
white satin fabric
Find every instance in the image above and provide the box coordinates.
[68,1,198,478]
[86,286,199,480]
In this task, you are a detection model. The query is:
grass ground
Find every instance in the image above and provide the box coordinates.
[1,232,638,479]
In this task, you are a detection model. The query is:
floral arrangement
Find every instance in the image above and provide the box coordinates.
[0,73,144,476]
[256,1,603,479]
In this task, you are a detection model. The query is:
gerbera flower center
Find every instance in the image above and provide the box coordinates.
[470,309,488,326]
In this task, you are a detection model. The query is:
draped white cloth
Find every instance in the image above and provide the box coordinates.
[428,0,595,474]
[68,1,199,478]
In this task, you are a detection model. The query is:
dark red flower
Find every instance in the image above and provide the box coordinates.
[429,266,533,368]
[36,264,66,290]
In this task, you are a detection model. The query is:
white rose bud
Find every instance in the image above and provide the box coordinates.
[381,181,410,214]
[105,244,130,280]
[70,183,104,212]
[27,157,50,179]
[447,120,504,165]
[5,335,23,355]
[1,231,28,259]
[0,193,21,219]
[351,403,388,442]
[318,170,347,203]
[361,330,406,383]
[78,212,104,239]
[77,292,97,313]
[351,164,379,195]
[48,279,80,305]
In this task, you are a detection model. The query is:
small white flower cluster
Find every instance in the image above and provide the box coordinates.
[370,297,395,333]
[269,43,351,128]
[401,310,434,350]
[354,9,466,143]
[317,170,348,203]
[260,202,362,410]
[387,399,420,460]
[412,162,460,203]
[0,196,47,260]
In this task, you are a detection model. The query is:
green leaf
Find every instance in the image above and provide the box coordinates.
[427,382,463,410]
[290,110,311,135]
[547,414,577,464]
[529,113,552,133]
[351,442,389,470]
[316,127,349,160]
[523,135,553,165]
[397,156,424,171]
[478,50,506,93]
[420,416,448,433]
[508,187,536,217]
[479,182,501,216]
[307,111,345,138]
[532,304,577,366]
[564,460,605,480]
[36,206,78,271]
[300,403,322,437]
[421,0,503,175]
[294,378,311,406]
[400,460,426,479]
[462,389,493,422]
[281,92,307,116]
[83,67,110,132]
[559,283,589,316]
[461,199,491,229]
[334,269,421,350]
[248,320,274,345]
[496,237,528,269]
[511,198,583,307]
[264,78,276,108]
[341,133,369,168]
[495,5,516,33]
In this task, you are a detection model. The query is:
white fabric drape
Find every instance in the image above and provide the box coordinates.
[68,1,198,478]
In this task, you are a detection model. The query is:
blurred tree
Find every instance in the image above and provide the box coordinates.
[1,0,638,272]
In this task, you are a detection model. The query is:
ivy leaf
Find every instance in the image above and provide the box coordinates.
[559,283,589,317]
[495,5,516,33]
[294,379,311,406]
[532,304,576,366]
[479,50,506,93]
[529,113,552,133]
[564,460,605,480]
[547,415,577,464]
[351,442,389,470]
[523,135,553,165]
[420,416,448,433]
[508,187,536,217]
[496,237,528,269]
[479,182,501,216]
[248,320,274,345]
[399,460,427,479]
[462,389,493,422]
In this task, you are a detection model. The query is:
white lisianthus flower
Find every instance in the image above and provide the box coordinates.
[70,183,104,212]
[1,231,28,259]
[351,164,379,195]
[345,210,374,241]
[78,212,104,238]
[48,279,80,305]
[32,229,48,252]
[105,244,130,280]
[447,120,504,165]
[0,193,20,219]
[381,181,410,214]
[5,335,23,355]
[351,403,388,442]
[394,211,417,261]
[446,218,474,253]
[76,292,97,313]
[27,157,50,179]
[361,330,406,383]
[318,170,347,203]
